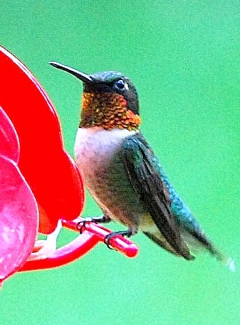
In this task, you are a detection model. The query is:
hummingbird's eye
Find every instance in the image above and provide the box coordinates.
[114,79,128,91]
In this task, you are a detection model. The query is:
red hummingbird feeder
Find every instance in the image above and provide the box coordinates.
[0,46,138,285]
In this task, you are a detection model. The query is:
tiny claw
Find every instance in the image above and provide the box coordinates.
[104,233,117,250]
[76,218,92,234]
[76,215,111,234]
[76,221,84,234]
[104,230,133,251]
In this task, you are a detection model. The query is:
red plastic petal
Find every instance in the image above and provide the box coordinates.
[0,156,38,283]
[0,46,84,234]
[0,106,19,163]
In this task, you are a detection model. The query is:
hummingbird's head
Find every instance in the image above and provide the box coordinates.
[50,62,141,130]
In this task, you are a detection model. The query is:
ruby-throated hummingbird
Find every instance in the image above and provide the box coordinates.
[50,62,234,268]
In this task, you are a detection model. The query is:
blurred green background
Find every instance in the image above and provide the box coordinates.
[1,1,240,324]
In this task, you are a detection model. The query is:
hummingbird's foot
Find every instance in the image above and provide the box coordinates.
[104,229,133,250]
[76,215,111,234]
[76,218,91,234]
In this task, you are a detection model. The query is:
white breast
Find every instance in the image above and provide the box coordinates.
[74,127,136,181]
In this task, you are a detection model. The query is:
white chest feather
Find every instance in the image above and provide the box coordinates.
[74,127,136,180]
[74,127,157,233]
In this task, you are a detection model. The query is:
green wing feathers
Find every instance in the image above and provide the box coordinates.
[120,132,193,260]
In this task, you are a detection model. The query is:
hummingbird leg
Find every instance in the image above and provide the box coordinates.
[76,215,111,234]
[91,215,111,223]
[104,229,133,250]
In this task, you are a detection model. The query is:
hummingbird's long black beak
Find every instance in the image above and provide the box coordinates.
[50,61,93,83]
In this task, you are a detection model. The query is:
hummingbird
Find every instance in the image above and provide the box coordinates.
[50,62,234,268]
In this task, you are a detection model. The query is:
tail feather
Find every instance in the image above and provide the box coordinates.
[143,229,235,271]
[180,228,235,271]
[143,231,195,261]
